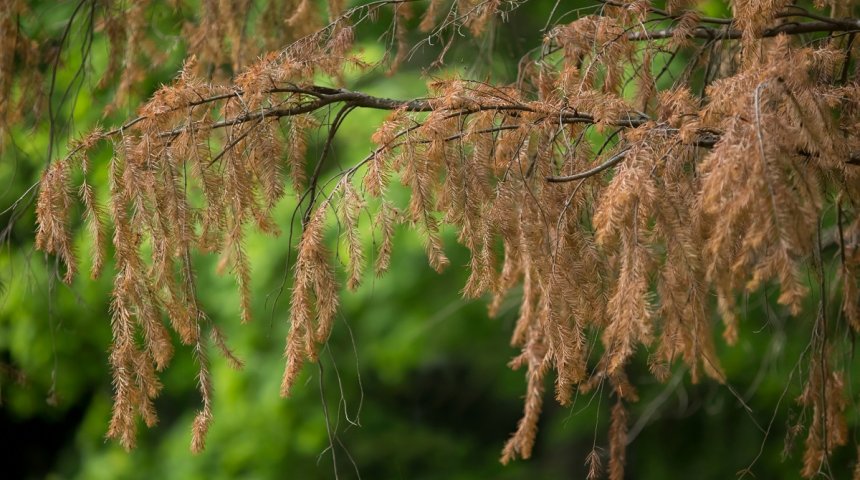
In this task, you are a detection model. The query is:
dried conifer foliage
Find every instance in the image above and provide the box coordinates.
[30,0,860,476]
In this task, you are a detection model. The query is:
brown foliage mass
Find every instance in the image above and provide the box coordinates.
[20,0,860,476]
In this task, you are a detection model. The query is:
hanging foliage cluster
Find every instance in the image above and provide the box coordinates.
[21,0,860,477]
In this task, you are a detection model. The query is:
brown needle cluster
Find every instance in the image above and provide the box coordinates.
[30,0,860,476]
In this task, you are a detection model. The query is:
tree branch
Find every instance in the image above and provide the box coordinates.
[626,19,860,42]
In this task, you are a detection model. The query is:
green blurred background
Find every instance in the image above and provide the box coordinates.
[1,1,858,478]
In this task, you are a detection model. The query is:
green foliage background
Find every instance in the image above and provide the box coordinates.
[1,1,858,478]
